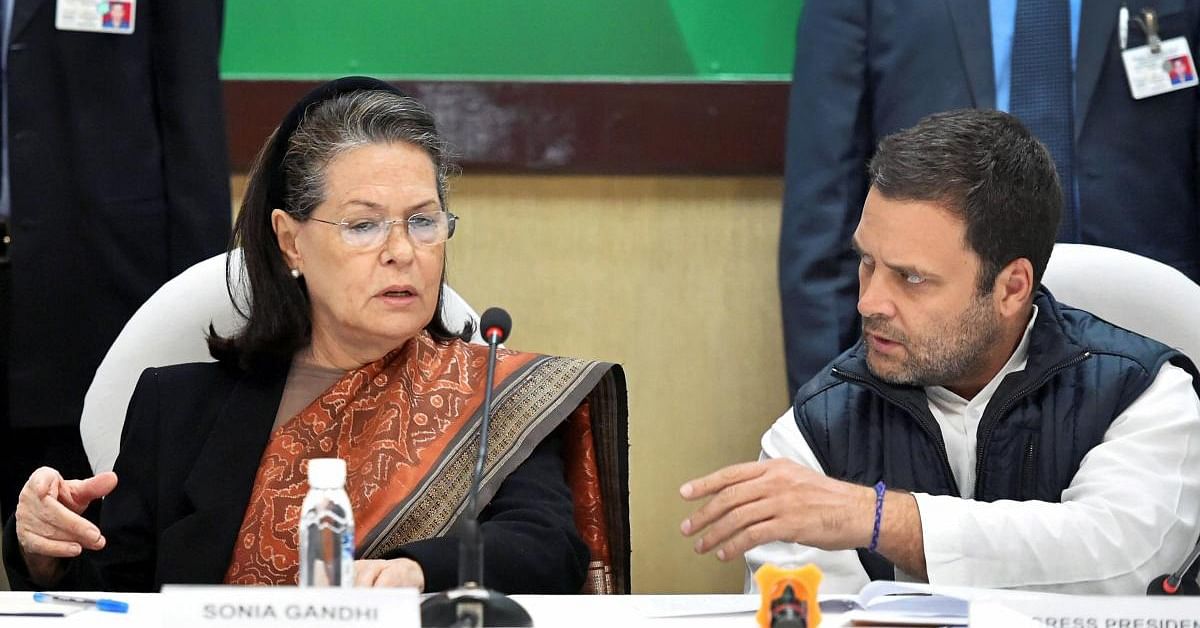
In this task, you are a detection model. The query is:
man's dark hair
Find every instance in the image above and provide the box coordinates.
[867,109,1062,294]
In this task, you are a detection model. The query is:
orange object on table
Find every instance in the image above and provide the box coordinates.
[754,563,822,628]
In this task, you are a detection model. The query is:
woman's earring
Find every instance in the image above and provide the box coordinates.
[290,268,302,279]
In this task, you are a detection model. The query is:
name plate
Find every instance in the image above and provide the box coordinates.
[160,585,419,627]
[972,596,1200,628]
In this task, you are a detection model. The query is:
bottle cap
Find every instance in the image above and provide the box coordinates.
[307,457,347,489]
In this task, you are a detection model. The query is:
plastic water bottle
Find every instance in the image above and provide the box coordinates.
[299,457,355,587]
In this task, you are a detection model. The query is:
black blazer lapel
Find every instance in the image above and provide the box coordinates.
[157,363,287,585]
[10,0,49,41]
[948,0,997,109]
[1076,0,1124,139]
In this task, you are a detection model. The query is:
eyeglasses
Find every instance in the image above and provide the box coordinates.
[308,211,458,249]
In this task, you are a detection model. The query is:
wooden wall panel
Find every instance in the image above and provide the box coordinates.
[223,81,789,175]
[446,174,790,593]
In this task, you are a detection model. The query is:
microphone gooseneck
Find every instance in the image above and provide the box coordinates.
[460,307,510,587]
[421,308,532,627]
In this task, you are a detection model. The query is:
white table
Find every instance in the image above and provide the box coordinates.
[0,592,843,627]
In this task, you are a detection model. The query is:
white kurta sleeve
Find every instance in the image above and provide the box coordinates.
[916,362,1200,593]
[744,408,872,594]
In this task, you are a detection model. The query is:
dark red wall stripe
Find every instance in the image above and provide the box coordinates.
[224,80,788,175]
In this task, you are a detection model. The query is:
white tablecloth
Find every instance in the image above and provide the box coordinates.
[0,592,817,627]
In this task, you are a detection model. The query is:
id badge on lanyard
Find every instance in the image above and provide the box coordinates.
[55,0,136,35]
[1119,4,1197,99]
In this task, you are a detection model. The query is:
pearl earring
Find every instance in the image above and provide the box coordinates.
[290,268,301,279]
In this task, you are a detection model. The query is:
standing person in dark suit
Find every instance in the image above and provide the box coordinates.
[778,0,1200,395]
[0,0,231,516]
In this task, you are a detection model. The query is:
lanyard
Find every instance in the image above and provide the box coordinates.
[1120,3,1162,53]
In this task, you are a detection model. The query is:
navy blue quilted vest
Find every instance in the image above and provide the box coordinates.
[793,289,1200,580]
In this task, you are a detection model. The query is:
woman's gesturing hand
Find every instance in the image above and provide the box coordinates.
[14,467,118,585]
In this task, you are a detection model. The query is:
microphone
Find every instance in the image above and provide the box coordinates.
[421,308,533,627]
[480,307,511,345]
[1148,541,1200,596]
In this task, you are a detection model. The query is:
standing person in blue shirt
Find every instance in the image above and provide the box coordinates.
[778,0,1200,395]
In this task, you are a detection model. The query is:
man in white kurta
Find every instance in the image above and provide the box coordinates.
[747,306,1200,593]
[679,109,1200,594]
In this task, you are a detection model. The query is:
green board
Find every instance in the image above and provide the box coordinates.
[220,1,801,81]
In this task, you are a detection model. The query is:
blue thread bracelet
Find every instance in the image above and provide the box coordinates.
[868,481,886,553]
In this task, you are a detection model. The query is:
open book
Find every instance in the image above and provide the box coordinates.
[819,581,969,626]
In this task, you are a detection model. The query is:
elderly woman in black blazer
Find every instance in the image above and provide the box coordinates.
[4,77,627,593]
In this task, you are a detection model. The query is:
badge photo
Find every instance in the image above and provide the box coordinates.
[1166,55,1196,86]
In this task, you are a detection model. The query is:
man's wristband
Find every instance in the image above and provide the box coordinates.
[868,481,886,553]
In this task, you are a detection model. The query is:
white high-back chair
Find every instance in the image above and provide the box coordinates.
[1043,243,1200,589]
[80,250,483,474]
[1042,243,1200,364]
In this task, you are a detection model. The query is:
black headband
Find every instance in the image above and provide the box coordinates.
[264,76,409,211]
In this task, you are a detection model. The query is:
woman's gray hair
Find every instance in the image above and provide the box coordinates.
[208,81,471,368]
[281,90,455,218]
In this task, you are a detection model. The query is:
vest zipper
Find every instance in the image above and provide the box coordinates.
[1020,434,1038,499]
[831,366,958,491]
[973,351,1092,499]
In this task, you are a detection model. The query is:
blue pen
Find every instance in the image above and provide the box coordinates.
[32,592,129,613]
